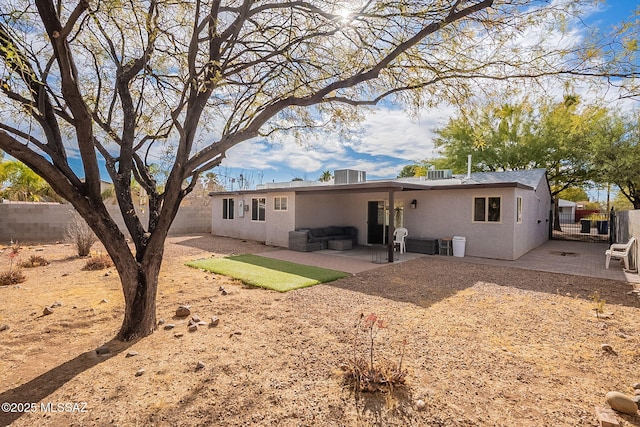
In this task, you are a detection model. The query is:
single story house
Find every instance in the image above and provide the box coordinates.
[557,199,577,223]
[209,168,552,261]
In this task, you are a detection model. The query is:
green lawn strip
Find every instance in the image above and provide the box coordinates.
[186,254,348,292]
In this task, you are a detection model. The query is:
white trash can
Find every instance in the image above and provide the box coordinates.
[452,236,466,257]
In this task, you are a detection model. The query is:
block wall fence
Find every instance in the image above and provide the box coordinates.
[0,203,212,243]
[616,209,640,272]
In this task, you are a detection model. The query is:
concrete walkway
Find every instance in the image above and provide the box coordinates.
[258,240,640,283]
[448,240,639,283]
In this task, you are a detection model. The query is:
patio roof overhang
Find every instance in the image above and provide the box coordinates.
[209,180,533,197]
[289,181,533,195]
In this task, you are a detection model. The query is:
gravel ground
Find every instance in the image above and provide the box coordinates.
[1,235,639,426]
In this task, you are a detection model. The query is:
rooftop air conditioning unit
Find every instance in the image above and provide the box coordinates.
[427,169,453,180]
[334,169,366,184]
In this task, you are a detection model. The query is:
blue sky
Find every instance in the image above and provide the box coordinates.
[212,0,640,189]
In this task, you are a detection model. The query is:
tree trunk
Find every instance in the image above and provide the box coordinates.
[116,256,162,341]
[78,203,167,341]
[553,197,562,232]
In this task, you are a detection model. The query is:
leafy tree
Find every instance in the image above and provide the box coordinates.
[0,0,630,340]
[433,95,614,229]
[556,187,589,202]
[0,160,62,202]
[586,5,640,100]
[318,171,332,182]
[397,165,419,178]
[611,190,634,211]
[396,159,452,178]
[434,96,606,193]
[591,112,640,208]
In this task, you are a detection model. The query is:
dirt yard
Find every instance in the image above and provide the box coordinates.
[0,235,639,426]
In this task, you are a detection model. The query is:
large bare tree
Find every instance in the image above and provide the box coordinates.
[0,0,623,340]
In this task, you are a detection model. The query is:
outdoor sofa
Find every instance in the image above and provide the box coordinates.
[288,226,358,251]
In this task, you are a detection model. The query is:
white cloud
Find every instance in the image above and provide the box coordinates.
[220,105,455,180]
[222,132,347,174]
[351,108,454,161]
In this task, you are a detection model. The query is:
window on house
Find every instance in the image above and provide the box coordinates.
[222,198,234,219]
[274,196,288,211]
[516,197,523,223]
[473,196,501,222]
[252,197,266,221]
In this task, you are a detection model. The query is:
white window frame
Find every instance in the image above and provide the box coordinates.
[472,196,502,223]
[516,197,523,224]
[222,198,234,220]
[274,196,288,211]
[251,197,266,222]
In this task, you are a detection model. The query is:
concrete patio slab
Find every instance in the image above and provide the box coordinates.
[258,240,640,284]
[256,246,424,274]
[449,240,640,284]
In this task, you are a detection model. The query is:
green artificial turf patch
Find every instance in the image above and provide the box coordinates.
[186,254,348,292]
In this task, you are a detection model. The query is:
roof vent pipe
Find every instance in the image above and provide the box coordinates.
[467,155,472,179]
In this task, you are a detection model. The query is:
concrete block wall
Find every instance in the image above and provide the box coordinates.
[627,210,640,241]
[0,203,211,243]
[615,209,640,273]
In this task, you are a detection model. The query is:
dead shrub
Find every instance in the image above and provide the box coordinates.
[0,269,26,286]
[20,255,50,268]
[65,211,97,257]
[83,254,113,271]
[0,242,25,286]
[342,313,408,394]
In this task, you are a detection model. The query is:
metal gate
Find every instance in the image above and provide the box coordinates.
[552,211,614,243]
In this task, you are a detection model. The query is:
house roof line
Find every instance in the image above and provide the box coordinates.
[209,180,535,196]
[208,169,549,196]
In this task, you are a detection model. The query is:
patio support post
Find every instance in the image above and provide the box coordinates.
[388,190,395,263]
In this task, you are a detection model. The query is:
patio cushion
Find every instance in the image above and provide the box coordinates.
[343,226,356,236]
[309,228,326,238]
[324,226,344,236]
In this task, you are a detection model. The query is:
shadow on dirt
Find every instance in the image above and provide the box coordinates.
[171,234,278,255]
[0,338,136,426]
[329,257,639,310]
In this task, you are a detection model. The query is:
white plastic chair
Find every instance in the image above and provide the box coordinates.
[393,227,408,254]
[605,237,636,270]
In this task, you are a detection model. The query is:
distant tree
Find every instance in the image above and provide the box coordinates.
[611,190,634,211]
[556,187,589,202]
[0,160,62,202]
[434,96,604,194]
[397,165,419,178]
[318,171,332,182]
[591,112,640,209]
[292,177,304,182]
[396,159,448,178]
[434,95,614,229]
[203,172,223,192]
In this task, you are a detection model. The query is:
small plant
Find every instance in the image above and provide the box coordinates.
[0,242,25,286]
[342,313,407,394]
[590,291,606,319]
[20,255,50,268]
[65,211,97,257]
[82,254,113,271]
[0,269,25,286]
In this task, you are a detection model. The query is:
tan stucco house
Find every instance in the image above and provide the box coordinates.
[209,169,552,260]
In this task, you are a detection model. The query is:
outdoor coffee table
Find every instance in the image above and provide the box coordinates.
[327,239,352,251]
